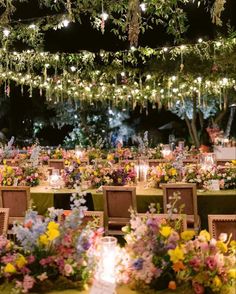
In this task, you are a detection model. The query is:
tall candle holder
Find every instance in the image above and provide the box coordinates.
[135,158,149,182]
[49,169,62,189]
[200,153,216,171]
[90,236,117,294]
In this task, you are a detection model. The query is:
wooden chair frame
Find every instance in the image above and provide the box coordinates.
[137,213,187,232]
[103,186,137,235]
[0,186,30,224]
[0,208,9,235]
[60,210,104,227]
[162,183,199,231]
[48,159,65,170]
[208,214,236,239]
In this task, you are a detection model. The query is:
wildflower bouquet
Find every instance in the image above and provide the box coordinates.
[50,148,65,159]
[175,231,236,294]
[148,163,178,187]
[0,194,103,293]
[121,195,186,292]
[62,160,81,188]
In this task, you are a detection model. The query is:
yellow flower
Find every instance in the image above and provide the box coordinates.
[199,230,211,241]
[39,234,49,246]
[4,263,16,273]
[230,240,236,250]
[164,175,169,181]
[168,246,184,263]
[160,226,173,238]
[228,269,236,279]
[107,154,114,161]
[232,160,236,165]
[181,230,195,241]
[212,276,222,289]
[16,254,27,269]
[93,171,98,176]
[77,158,81,164]
[47,228,60,241]
[47,221,59,231]
[216,241,228,253]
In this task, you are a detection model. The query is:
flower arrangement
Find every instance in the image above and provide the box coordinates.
[62,160,81,188]
[0,164,40,187]
[121,196,236,293]
[0,193,103,293]
[175,231,236,294]
[148,163,178,187]
[50,148,65,160]
[108,164,136,186]
[183,164,236,190]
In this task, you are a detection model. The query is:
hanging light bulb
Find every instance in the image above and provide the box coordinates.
[62,19,70,27]
[140,3,146,12]
[101,12,109,21]
[3,28,10,37]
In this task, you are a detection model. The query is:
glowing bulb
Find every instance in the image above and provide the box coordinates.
[171,76,177,81]
[215,41,221,47]
[70,66,76,72]
[29,24,36,29]
[197,77,202,83]
[121,72,126,77]
[101,12,109,21]
[3,28,10,37]
[180,45,186,50]
[130,46,136,51]
[146,74,151,80]
[198,38,203,43]
[62,19,70,27]
[163,47,168,52]
[140,3,146,11]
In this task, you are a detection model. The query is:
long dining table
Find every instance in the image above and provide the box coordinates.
[30,185,236,230]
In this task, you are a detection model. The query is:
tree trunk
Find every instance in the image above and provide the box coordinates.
[184,94,200,148]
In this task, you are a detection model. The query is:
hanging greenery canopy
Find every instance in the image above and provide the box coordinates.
[0,0,235,112]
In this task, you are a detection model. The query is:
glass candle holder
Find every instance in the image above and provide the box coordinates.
[49,169,61,189]
[96,236,117,284]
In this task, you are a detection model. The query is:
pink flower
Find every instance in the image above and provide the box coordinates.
[22,275,35,293]
[189,257,202,271]
[192,281,205,294]
[64,263,73,276]
[37,272,48,281]
[205,256,217,270]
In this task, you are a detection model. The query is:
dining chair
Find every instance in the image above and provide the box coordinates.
[148,159,168,167]
[48,159,64,170]
[137,213,187,232]
[0,208,9,235]
[208,214,236,240]
[60,210,104,228]
[162,183,200,232]
[0,186,30,225]
[103,186,137,235]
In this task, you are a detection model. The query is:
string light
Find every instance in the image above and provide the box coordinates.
[61,19,70,27]
[70,66,77,72]
[101,12,109,21]
[140,3,147,12]
[3,28,10,37]
[198,38,203,43]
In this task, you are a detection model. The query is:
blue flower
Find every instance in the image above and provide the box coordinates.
[133,258,144,270]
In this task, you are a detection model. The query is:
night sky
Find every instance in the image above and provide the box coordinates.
[1,1,236,145]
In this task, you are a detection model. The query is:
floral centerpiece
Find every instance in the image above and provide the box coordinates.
[148,163,178,187]
[183,163,236,190]
[62,159,81,188]
[121,196,236,293]
[0,193,103,293]
[108,164,136,186]
[0,164,40,187]
[50,148,65,160]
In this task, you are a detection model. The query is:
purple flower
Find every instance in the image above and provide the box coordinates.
[133,258,144,270]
